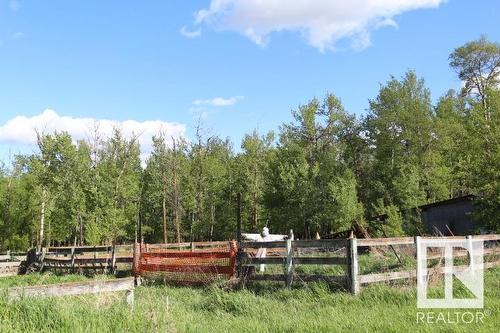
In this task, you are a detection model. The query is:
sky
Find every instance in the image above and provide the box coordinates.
[0,0,499,163]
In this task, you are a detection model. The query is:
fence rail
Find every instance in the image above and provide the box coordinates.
[4,234,498,294]
[348,234,498,294]
[38,241,236,274]
[239,232,499,294]
[6,277,135,305]
[0,261,21,277]
[240,231,350,288]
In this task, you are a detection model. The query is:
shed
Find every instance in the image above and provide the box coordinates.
[369,195,476,236]
[419,195,475,235]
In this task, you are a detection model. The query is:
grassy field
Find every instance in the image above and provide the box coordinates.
[0,265,498,333]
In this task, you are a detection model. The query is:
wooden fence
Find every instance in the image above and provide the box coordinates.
[39,245,122,274]
[6,277,135,305]
[240,230,349,287]
[0,261,21,278]
[353,234,500,295]
[7,234,499,295]
[239,232,500,295]
[37,241,236,275]
[0,251,22,278]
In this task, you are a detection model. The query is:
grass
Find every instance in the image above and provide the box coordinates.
[0,272,90,288]
[0,265,498,333]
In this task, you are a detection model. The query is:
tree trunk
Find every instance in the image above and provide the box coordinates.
[38,188,46,251]
[172,139,181,244]
[209,204,215,242]
[252,164,258,230]
[79,214,84,246]
[162,189,168,244]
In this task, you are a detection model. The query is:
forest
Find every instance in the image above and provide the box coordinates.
[0,37,498,251]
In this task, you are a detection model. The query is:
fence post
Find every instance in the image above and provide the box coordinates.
[349,237,359,295]
[285,229,294,288]
[40,247,47,270]
[133,241,140,278]
[70,246,75,273]
[111,244,116,275]
[236,192,243,279]
[415,236,423,288]
[125,289,134,307]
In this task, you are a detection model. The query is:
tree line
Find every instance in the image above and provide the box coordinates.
[0,38,498,250]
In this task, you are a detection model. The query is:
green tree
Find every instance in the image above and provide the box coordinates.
[449,36,500,106]
[237,130,274,232]
[97,129,141,243]
[365,71,447,214]
[268,94,364,238]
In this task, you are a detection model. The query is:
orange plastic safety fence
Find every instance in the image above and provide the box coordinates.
[133,241,237,285]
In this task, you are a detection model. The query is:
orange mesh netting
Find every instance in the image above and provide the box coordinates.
[133,241,237,285]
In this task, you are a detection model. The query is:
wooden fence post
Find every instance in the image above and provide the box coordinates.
[285,229,294,288]
[125,289,134,307]
[40,247,47,270]
[415,236,423,288]
[349,237,359,295]
[111,244,116,275]
[70,246,75,273]
[236,192,242,279]
[133,242,140,278]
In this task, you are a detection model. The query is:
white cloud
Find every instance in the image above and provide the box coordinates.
[192,96,243,107]
[193,0,445,51]
[180,26,202,38]
[0,109,186,160]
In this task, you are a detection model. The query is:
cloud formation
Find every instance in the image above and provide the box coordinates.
[192,96,243,107]
[194,0,445,51]
[0,109,186,160]
[180,26,202,38]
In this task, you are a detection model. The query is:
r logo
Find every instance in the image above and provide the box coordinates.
[416,238,484,308]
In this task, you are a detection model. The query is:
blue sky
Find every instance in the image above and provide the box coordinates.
[0,0,499,162]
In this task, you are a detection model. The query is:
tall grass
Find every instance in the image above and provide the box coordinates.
[0,268,498,333]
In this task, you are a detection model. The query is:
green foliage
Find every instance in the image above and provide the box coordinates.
[372,200,404,237]
[449,36,500,103]
[0,38,499,249]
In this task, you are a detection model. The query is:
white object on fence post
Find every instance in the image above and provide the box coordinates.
[242,228,287,273]
[349,237,359,295]
[257,227,270,272]
[257,248,267,273]
[285,229,294,288]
